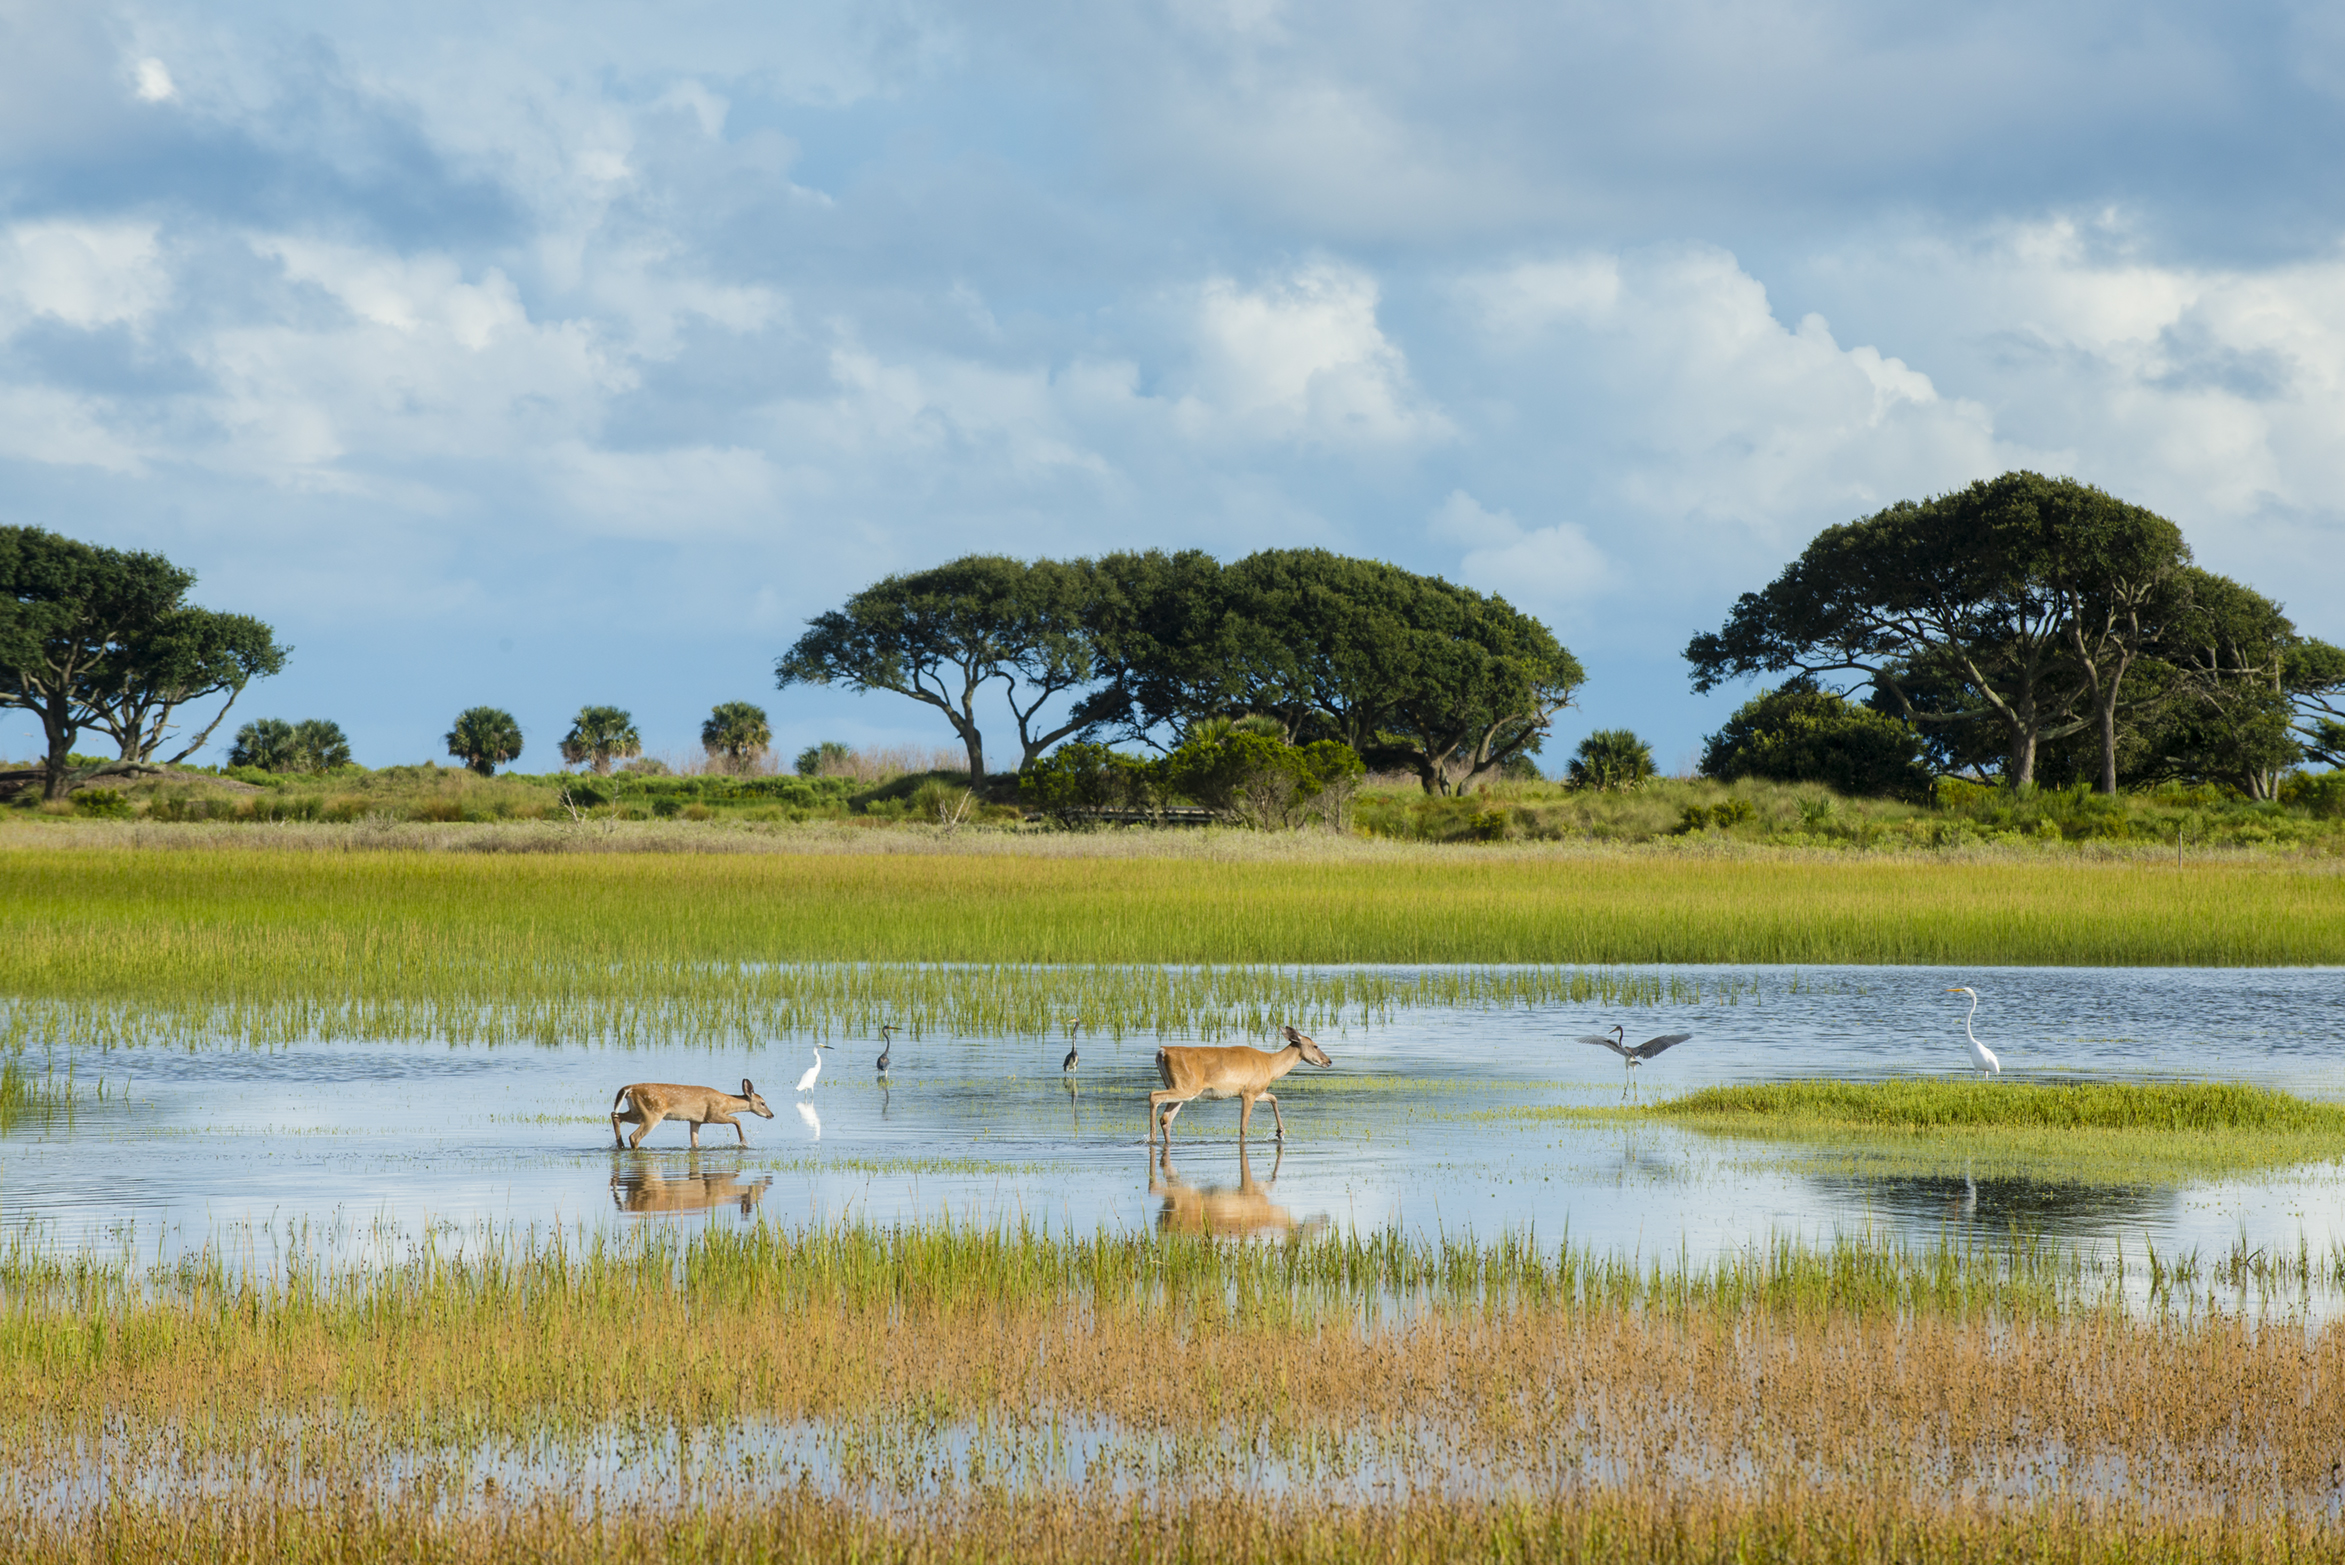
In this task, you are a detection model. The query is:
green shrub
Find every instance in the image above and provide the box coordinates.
[1567,730,1655,791]
[72,788,131,818]
[1699,683,1930,800]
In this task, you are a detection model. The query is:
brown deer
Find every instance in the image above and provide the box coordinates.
[610,1079,775,1149]
[1151,1142,1321,1240]
[610,1157,775,1216]
[1148,1025,1332,1145]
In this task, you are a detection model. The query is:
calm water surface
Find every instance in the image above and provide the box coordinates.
[4,964,2341,1268]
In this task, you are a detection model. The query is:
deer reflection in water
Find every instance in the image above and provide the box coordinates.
[1150,1142,1324,1240]
[610,1155,774,1217]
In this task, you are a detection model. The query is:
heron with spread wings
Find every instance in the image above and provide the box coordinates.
[1578,1023,1695,1094]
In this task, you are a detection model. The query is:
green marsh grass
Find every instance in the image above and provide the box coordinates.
[0,845,2339,1051]
[4,1220,2344,1562]
[1537,1079,2345,1182]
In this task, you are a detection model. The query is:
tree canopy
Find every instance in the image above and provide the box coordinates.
[1699,682,1930,800]
[1687,473,2190,790]
[701,702,772,772]
[1,526,285,799]
[446,707,523,776]
[561,706,641,775]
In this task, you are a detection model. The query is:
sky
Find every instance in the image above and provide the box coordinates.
[4,0,2344,776]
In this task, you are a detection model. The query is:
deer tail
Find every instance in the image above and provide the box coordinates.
[611,1086,631,1114]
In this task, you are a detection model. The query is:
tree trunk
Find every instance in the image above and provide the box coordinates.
[2005,720,2036,790]
[2096,694,2119,795]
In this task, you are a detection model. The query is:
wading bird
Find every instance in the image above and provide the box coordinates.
[1062,1017,1083,1074]
[1944,987,2001,1075]
[1577,1024,1695,1093]
[875,1024,896,1075]
[796,1044,833,1094]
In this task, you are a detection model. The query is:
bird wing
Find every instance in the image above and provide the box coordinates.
[1629,1033,1694,1060]
[1577,1033,1629,1056]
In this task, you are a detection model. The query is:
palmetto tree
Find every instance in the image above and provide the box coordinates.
[701,702,772,773]
[446,706,524,776]
[559,705,641,774]
[228,717,300,771]
[1567,729,1656,792]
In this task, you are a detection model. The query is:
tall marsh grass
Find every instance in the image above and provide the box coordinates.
[4,1220,2342,1560]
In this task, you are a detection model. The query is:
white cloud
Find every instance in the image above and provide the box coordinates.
[1457,245,2015,564]
[0,221,171,330]
[132,58,176,103]
[1181,261,1449,445]
[1433,490,1613,604]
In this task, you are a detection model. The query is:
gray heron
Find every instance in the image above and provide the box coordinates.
[1943,987,2001,1075]
[1062,1016,1083,1074]
[875,1023,896,1075]
[1578,1024,1695,1093]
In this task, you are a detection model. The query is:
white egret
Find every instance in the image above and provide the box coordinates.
[1944,987,2001,1075]
[795,1044,833,1094]
[1577,1024,1695,1094]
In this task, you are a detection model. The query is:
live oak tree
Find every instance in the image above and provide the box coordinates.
[1686,473,2190,791]
[777,556,1108,781]
[1,526,285,801]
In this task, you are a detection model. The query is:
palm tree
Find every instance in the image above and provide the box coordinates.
[1567,729,1656,792]
[559,705,641,775]
[446,707,524,776]
[292,719,352,771]
[228,718,300,771]
[701,702,772,774]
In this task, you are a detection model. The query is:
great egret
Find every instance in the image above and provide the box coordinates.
[875,1024,896,1075]
[1577,1024,1695,1093]
[796,1044,833,1094]
[1944,987,2001,1075]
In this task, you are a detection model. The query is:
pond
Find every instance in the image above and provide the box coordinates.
[3,964,2341,1272]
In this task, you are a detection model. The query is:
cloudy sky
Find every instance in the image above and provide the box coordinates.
[5,0,2343,773]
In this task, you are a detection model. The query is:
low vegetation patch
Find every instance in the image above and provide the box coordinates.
[1524,1079,2345,1182]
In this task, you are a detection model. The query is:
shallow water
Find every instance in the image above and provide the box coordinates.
[3,964,2341,1270]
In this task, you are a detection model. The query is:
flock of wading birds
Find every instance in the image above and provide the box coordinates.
[605,986,2007,1152]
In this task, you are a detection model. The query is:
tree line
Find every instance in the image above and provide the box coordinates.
[8,475,2342,808]
[774,548,1584,795]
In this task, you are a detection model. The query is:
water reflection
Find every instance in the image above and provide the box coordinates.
[1151,1143,1325,1240]
[795,1101,822,1139]
[610,1155,774,1217]
[1812,1169,2176,1238]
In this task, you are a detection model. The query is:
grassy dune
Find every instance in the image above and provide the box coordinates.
[2,1222,2340,1561]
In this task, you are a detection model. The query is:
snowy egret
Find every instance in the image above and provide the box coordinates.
[1577,1024,1695,1094]
[796,1044,833,1094]
[1944,987,2001,1075]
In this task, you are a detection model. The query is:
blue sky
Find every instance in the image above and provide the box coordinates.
[5,0,2344,775]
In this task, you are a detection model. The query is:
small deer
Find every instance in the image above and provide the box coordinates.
[610,1079,775,1149]
[1148,1024,1332,1145]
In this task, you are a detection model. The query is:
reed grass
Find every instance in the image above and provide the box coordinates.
[3,1220,2341,1561]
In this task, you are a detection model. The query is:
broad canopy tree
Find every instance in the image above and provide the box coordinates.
[1687,473,2192,792]
[780,548,1584,796]
[1,526,285,800]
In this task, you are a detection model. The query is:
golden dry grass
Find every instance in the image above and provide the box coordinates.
[3,1223,2341,1561]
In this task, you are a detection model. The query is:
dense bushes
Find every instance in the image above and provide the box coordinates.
[1027,730,1363,830]
[1700,683,1931,800]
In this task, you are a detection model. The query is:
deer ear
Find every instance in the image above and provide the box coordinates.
[741,1079,755,1097]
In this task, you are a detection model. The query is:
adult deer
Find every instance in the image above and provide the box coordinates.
[610,1079,775,1149]
[1148,1024,1332,1145]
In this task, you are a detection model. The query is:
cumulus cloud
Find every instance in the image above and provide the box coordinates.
[1432,490,1614,605]
[131,57,176,102]
[0,222,172,330]
[1180,261,1449,445]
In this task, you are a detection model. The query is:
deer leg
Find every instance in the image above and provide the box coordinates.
[628,1109,662,1150]
[734,1119,747,1147]
[1148,1089,1183,1143]
[1259,1091,1285,1141]
[688,1120,701,1150]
